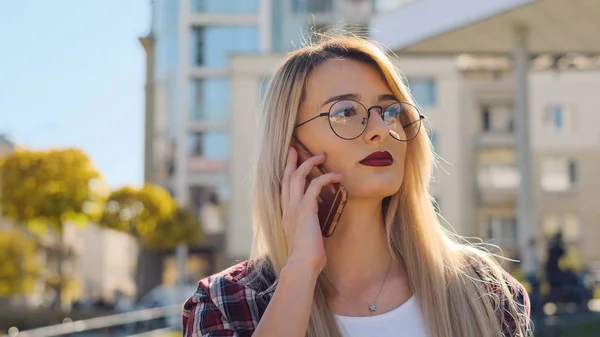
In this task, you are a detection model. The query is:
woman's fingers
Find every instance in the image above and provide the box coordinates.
[289,152,326,205]
[303,172,343,204]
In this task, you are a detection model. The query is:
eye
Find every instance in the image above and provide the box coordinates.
[332,106,358,118]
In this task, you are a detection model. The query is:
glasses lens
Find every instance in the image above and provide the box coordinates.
[328,100,368,139]
[383,102,422,141]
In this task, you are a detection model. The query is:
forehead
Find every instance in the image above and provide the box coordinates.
[303,59,392,109]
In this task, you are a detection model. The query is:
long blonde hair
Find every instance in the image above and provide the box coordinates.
[249,35,529,337]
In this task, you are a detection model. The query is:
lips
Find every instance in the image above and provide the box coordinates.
[359,151,394,167]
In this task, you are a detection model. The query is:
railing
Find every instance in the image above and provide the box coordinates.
[7,305,181,337]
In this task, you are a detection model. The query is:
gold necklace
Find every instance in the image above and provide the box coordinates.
[323,258,392,312]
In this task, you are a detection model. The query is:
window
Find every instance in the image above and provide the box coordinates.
[542,214,581,244]
[187,131,229,159]
[190,185,230,235]
[544,104,575,132]
[190,26,260,68]
[407,77,437,106]
[482,105,491,131]
[293,0,333,13]
[487,216,517,246]
[477,164,520,189]
[189,79,229,122]
[191,0,259,13]
[480,103,514,133]
[540,158,578,191]
[374,0,421,13]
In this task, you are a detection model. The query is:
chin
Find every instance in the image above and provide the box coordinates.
[346,178,402,200]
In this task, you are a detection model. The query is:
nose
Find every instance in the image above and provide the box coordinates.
[362,107,389,143]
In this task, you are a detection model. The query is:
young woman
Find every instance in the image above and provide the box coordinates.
[182,35,532,337]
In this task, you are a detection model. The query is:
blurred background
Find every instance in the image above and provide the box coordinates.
[1,0,599,336]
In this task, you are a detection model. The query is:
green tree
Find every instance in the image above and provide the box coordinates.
[0,229,40,296]
[0,148,104,308]
[100,184,202,251]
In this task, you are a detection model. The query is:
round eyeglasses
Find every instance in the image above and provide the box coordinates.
[295,100,425,141]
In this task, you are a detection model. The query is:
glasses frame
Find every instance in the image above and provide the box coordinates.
[294,100,426,141]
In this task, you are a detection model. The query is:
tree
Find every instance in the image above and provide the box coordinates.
[100,184,202,251]
[0,229,40,296]
[0,148,104,308]
[100,184,202,298]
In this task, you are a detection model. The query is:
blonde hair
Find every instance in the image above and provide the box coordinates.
[249,35,529,337]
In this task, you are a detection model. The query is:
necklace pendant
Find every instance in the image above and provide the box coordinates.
[369,304,377,312]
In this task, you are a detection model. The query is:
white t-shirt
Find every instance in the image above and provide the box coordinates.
[335,296,428,337]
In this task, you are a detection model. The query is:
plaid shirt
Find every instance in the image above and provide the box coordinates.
[182,259,532,337]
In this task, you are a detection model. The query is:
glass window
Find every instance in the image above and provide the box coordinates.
[477,164,520,189]
[374,0,421,13]
[292,0,333,13]
[190,26,259,68]
[191,0,259,13]
[542,214,580,244]
[407,77,437,106]
[540,158,578,191]
[189,79,229,122]
[487,216,517,245]
[544,104,575,132]
[481,103,513,133]
[187,131,229,159]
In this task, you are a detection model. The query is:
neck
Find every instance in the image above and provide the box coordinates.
[322,197,392,287]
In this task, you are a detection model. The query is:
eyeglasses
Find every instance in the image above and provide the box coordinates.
[295,100,425,141]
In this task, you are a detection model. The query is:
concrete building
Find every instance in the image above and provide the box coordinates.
[0,135,15,231]
[146,0,600,273]
[227,52,600,270]
[144,0,404,276]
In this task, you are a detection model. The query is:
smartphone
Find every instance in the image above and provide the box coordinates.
[292,136,348,237]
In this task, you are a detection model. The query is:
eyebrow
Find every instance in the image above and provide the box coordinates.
[321,93,398,107]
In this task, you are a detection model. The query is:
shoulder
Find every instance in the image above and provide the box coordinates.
[465,252,533,336]
[182,259,274,337]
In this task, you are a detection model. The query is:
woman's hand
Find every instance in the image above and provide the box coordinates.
[280,147,343,275]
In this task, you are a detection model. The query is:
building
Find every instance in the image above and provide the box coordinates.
[0,135,15,231]
[145,0,600,275]
[144,0,400,280]
[226,50,600,270]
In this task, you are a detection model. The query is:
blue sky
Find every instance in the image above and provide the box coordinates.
[0,0,150,188]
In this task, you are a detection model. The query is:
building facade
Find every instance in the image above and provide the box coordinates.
[144,0,600,276]
[145,0,403,278]
[227,52,600,271]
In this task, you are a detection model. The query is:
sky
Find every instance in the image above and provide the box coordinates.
[0,0,151,189]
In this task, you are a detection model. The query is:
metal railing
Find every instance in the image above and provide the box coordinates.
[9,305,181,337]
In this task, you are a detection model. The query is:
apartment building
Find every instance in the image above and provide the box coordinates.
[227,51,600,270]
[0,135,14,231]
[144,0,407,276]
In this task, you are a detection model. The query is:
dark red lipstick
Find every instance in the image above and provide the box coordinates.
[359,151,393,167]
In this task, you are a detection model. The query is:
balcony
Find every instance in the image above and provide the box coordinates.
[187,156,228,186]
[476,186,516,205]
[477,164,519,205]
[476,131,516,148]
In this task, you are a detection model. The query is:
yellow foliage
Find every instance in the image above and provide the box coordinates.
[100,184,201,251]
[0,148,104,232]
[0,229,40,296]
[142,207,203,251]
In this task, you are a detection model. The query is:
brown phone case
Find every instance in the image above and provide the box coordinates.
[292,137,348,237]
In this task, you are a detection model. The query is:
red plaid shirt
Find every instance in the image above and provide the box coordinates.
[182,259,532,336]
